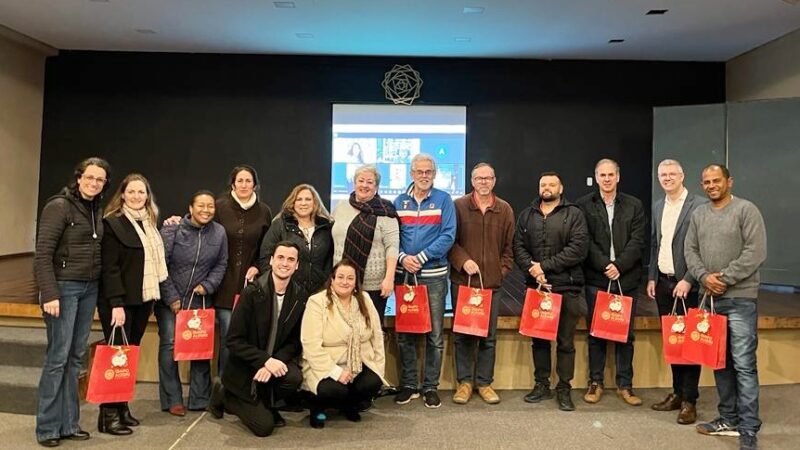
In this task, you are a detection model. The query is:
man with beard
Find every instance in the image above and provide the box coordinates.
[513,172,589,411]
[209,241,308,437]
[685,164,766,450]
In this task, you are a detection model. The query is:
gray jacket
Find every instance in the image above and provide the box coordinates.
[648,192,707,287]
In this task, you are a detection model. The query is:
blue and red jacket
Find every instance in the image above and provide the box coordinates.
[393,184,456,278]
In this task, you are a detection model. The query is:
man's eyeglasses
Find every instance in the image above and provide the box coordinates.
[473,176,495,183]
[413,170,434,177]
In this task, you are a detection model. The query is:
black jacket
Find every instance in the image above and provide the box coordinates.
[222,271,307,406]
[258,213,333,295]
[100,215,147,308]
[512,197,589,292]
[575,191,646,293]
[34,187,104,304]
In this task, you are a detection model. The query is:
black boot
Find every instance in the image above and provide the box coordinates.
[557,389,576,411]
[118,402,140,427]
[98,405,133,436]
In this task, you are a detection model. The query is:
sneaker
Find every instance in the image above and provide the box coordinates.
[696,418,740,437]
[452,382,473,404]
[477,385,501,405]
[617,388,643,406]
[523,383,553,403]
[556,389,575,411]
[739,431,758,450]
[394,387,420,405]
[583,382,604,404]
[423,390,442,409]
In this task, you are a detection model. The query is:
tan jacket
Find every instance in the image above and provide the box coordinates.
[300,290,387,394]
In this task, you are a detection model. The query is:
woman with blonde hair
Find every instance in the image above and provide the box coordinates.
[259,184,333,294]
[98,173,167,435]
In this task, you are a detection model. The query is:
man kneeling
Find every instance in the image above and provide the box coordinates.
[209,241,308,437]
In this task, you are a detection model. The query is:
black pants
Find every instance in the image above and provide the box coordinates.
[223,363,302,437]
[366,290,387,328]
[654,275,701,404]
[586,284,637,389]
[311,366,382,411]
[531,290,587,390]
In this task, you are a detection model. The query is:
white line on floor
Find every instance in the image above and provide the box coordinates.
[168,411,206,450]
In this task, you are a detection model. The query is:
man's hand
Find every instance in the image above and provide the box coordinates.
[42,299,60,318]
[604,263,620,280]
[704,273,727,296]
[337,368,354,384]
[462,259,480,276]
[264,358,288,377]
[528,262,547,286]
[646,280,656,300]
[401,256,422,274]
[673,280,692,299]
[253,367,272,383]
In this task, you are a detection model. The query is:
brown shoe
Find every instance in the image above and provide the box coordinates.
[452,382,473,404]
[477,385,501,405]
[677,401,697,425]
[583,382,604,404]
[651,393,682,411]
[168,405,186,417]
[617,388,643,406]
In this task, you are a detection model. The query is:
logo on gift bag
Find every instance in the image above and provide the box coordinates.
[671,317,686,334]
[462,306,471,315]
[609,295,623,312]
[668,335,678,345]
[104,369,115,380]
[468,288,483,306]
[403,286,416,302]
[540,295,553,312]
[182,330,193,340]
[111,349,128,368]
[187,310,203,330]
[532,309,541,318]
[601,311,611,320]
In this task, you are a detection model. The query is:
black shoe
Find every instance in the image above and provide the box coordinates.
[523,383,553,403]
[271,409,286,428]
[209,380,225,419]
[357,399,374,412]
[118,403,140,427]
[377,385,399,398]
[98,405,133,436]
[739,431,758,450]
[557,389,575,411]
[343,409,362,422]
[309,410,326,429]
[37,438,59,447]
[62,428,90,440]
[423,390,442,409]
[394,387,420,405]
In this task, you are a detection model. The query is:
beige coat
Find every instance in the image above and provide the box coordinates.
[301,290,387,394]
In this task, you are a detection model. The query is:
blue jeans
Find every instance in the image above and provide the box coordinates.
[710,297,761,434]
[396,273,448,392]
[154,300,212,410]
[36,281,98,441]
[216,308,232,378]
[585,284,637,388]
[451,283,500,386]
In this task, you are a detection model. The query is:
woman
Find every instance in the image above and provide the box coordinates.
[331,165,399,325]
[98,173,167,435]
[301,260,386,429]
[213,165,272,377]
[259,184,333,295]
[156,190,228,416]
[34,157,111,447]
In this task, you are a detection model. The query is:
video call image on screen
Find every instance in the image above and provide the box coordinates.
[330,104,467,211]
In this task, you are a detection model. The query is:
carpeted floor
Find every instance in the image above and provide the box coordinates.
[1,383,797,449]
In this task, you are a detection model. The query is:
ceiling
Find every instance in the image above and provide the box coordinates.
[2,0,800,61]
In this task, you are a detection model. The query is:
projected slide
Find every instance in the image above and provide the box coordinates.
[330,104,467,210]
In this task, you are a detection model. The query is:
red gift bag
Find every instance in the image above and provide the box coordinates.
[589,281,633,343]
[661,297,694,365]
[174,294,216,361]
[86,326,140,404]
[519,286,562,341]
[453,274,493,337]
[394,274,432,334]
[682,295,727,370]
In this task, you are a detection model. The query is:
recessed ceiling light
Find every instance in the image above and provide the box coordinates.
[135,29,157,34]
[608,39,625,44]
[646,9,668,15]
[295,33,314,39]
[454,37,472,43]
[274,1,295,8]
[463,7,485,14]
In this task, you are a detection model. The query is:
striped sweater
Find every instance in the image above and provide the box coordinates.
[393,185,456,278]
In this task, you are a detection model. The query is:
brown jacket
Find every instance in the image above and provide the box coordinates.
[448,192,515,289]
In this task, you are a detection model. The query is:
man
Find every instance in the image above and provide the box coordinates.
[393,153,456,408]
[647,159,706,424]
[576,158,646,407]
[685,164,766,450]
[209,241,308,437]
[513,172,589,411]
[448,163,515,405]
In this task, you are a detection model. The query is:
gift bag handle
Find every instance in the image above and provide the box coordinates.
[108,325,130,347]
[669,296,688,316]
[606,279,624,297]
[182,291,207,310]
[698,293,715,314]
[467,272,484,290]
[402,272,419,287]
[536,283,553,294]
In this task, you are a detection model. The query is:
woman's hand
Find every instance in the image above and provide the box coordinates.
[193,284,207,295]
[42,299,60,318]
[337,368,354,384]
[245,266,259,282]
[380,276,393,298]
[110,307,126,327]
[163,215,181,226]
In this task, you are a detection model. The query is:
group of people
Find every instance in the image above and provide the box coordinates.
[32,153,766,450]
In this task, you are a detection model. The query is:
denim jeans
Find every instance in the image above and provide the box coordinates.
[36,281,98,441]
[585,284,637,388]
[710,297,761,434]
[154,299,212,410]
[451,283,500,386]
[216,307,232,378]
[531,290,585,390]
[396,273,448,392]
